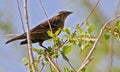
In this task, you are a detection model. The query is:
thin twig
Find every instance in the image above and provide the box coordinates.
[77,15,120,72]
[39,63,45,72]
[16,0,25,32]
[113,50,120,60]
[71,0,101,38]
[80,0,101,27]
[108,33,113,72]
[39,0,53,33]
[71,38,96,42]
[55,40,76,71]
[114,0,120,16]
[39,66,45,72]
[54,52,59,70]
[67,61,76,72]
[23,0,36,72]
[16,0,31,70]
[38,0,60,71]
[50,64,52,72]
[47,52,60,72]
[0,34,20,37]
[55,40,68,50]
[78,57,94,71]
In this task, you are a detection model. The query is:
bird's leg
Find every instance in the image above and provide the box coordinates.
[38,41,47,50]
[40,44,47,49]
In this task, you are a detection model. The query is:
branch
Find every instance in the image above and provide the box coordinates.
[39,59,45,72]
[80,0,101,27]
[67,61,76,72]
[47,52,60,72]
[77,15,120,72]
[114,0,120,16]
[108,33,113,72]
[39,0,53,33]
[23,0,36,71]
[77,57,94,71]
[71,38,96,42]
[16,0,25,32]
[113,50,120,60]
[0,34,20,37]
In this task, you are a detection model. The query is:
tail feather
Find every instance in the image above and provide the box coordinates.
[20,40,27,45]
[5,35,26,44]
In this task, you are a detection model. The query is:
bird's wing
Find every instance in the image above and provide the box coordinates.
[29,18,63,39]
[31,18,62,34]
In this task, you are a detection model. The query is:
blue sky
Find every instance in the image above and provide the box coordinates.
[0,0,119,72]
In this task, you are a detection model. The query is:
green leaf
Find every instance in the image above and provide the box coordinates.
[32,48,44,55]
[62,44,72,55]
[64,66,74,72]
[77,41,82,47]
[55,28,61,36]
[61,51,69,61]
[53,36,60,47]
[22,57,28,66]
[81,67,86,72]
[88,24,94,33]
[113,33,120,42]
[50,67,57,72]
[75,24,82,34]
[104,30,110,40]
[114,20,120,32]
[76,24,79,29]
[64,66,69,72]
[63,28,70,35]
[47,30,53,37]
[84,20,89,26]
[32,48,40,54]
[115,20,120,27]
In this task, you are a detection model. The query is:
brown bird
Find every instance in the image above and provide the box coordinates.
[5,11,73,48]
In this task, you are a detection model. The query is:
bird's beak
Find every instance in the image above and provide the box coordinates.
[68,12,73,14]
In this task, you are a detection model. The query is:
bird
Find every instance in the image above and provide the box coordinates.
[5,11,73,48]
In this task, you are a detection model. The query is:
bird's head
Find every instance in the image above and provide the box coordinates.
[55,11,73,21]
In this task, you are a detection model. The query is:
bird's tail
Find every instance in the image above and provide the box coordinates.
[5,35,26,44]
